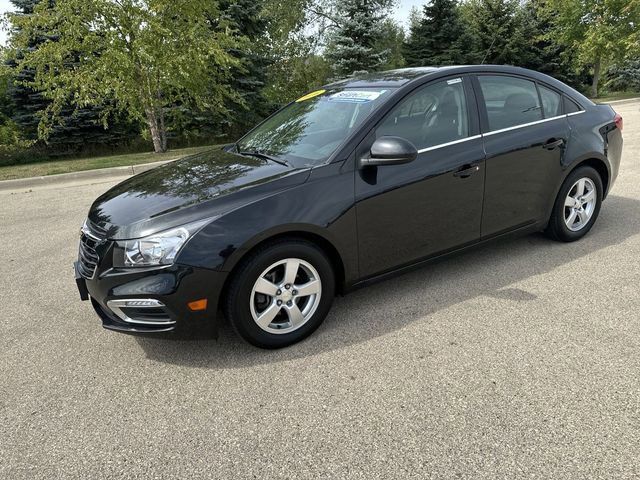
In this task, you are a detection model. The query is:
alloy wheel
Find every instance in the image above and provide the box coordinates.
[249,258,322,334]
[564,177,597,232]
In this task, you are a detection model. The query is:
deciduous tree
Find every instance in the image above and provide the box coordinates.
[10,0,239,153]
[543,0,640,97]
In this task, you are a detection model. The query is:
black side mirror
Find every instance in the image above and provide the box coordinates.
[360,136,418,167]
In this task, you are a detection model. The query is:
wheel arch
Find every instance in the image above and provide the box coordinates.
[572,157,610,198]
[219,229,348,304]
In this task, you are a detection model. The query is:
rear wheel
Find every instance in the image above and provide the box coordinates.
[546,166,603,242]
[224,239,335,348]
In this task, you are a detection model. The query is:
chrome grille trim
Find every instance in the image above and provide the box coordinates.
[106,299,175,326]
[77,220,105,280]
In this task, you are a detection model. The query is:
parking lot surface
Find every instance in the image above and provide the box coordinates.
[1,101,639,479]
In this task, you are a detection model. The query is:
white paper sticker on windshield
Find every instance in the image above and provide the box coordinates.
[447,78,462,85]
[329,90,386,103]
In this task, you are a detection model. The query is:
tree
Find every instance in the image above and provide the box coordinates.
[520,1,586,90]
[543,0,640,97]
[219,0,272,133]
[10,0,239,153]
[324,0,395,78]
[262,0,333,105]
[403,0,470,67]
[6,0,141,156]
[605,58,640,92]
[376,19,406,70]
[460,0,531,66]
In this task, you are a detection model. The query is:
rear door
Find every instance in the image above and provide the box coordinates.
[474,74,570,237]
[355,76,485,277]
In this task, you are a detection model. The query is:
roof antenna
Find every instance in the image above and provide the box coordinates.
[481,34,498,65]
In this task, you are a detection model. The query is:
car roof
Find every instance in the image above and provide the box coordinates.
[323,65,592,106]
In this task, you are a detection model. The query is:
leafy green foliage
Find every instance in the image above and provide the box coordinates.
[542,0,640,96]
[5,0,140,155]
[10,0,239,152]
[1,0,640,166]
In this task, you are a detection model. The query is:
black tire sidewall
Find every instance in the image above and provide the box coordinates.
[550,166,603,241]
[226,241,335,348]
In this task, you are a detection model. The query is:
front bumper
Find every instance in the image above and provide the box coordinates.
[75,261,227,336]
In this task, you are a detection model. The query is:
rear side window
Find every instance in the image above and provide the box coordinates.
[478,75,542,131]
[538,85,562,117]
[377,78,469,150]
[564,96,582,114]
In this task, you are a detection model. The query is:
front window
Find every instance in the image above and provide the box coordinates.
[376,78,469,150]
[237,88,395,167]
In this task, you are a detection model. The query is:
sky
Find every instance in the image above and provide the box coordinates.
[0,0,12,47]
[0,0,425,47]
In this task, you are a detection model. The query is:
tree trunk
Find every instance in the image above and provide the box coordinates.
[592,57,601,99]
[144,106,167,153]
[159,107,167,153]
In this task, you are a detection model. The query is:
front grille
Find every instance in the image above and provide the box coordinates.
[77,222,103,279]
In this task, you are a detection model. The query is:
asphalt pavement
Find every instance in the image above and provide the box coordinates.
[1,101,639,479]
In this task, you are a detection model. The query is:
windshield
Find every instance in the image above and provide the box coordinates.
[237,87,395,167]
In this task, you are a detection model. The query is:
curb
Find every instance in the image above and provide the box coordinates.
[599,97,640,106]
[0,159,174,192]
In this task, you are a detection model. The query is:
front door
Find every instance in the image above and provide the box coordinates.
[355,76,485,278]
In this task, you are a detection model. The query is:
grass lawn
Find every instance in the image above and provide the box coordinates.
[591,92,640,103]
[0,144,217,181]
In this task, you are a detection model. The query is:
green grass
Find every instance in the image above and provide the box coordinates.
[0,144,217,181]
[591,92,640,103]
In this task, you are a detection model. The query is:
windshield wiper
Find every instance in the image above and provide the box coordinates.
[238,149,289,167]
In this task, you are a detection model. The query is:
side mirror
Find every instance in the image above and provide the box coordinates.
[360,136,418,167]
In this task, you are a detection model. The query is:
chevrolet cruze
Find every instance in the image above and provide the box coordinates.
[75,65,623,348]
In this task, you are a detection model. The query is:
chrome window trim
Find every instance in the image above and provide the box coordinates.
[483,114,567,137]
[106,299,176,326]
[567,110,586,117]
[417,135,482,154]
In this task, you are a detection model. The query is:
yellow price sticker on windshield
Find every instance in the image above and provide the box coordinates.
[296,89,326,102]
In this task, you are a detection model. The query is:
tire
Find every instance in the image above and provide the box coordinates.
[223,239,335,348]
[546,166,603,242]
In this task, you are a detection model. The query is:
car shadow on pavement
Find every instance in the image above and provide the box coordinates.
[135,194,640,369]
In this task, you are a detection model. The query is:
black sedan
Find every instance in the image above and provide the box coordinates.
[76,65,623,348]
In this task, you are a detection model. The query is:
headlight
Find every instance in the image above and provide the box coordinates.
[117,219,210,267]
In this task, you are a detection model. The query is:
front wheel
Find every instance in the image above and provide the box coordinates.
[546,166,603,242]
[224,239,335,348]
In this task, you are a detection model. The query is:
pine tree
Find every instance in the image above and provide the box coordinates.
[403,0,471,67]
[461,0,526,66]
[220,0,272,133]
[325,0,395,78]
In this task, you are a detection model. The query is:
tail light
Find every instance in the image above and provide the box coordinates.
[614,113,623,132]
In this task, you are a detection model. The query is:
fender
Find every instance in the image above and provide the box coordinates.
[177,161,359,286]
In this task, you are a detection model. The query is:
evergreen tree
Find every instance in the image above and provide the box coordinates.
[6,0,140,156]
[403,0,471,67]
[520,1,584,89]
[219,0,272,133]
[324,0,395,77]
[376,19,406,70]
[461,0,528,66]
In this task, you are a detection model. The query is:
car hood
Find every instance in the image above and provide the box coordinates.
[88,147,311,240]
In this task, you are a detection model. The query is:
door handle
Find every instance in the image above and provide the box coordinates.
[543,138,565,150]
[453,164,480,178]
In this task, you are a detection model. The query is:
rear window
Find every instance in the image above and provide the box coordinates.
[538,85,562,118]
[564,96,582,114]
[478,75,543,131]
